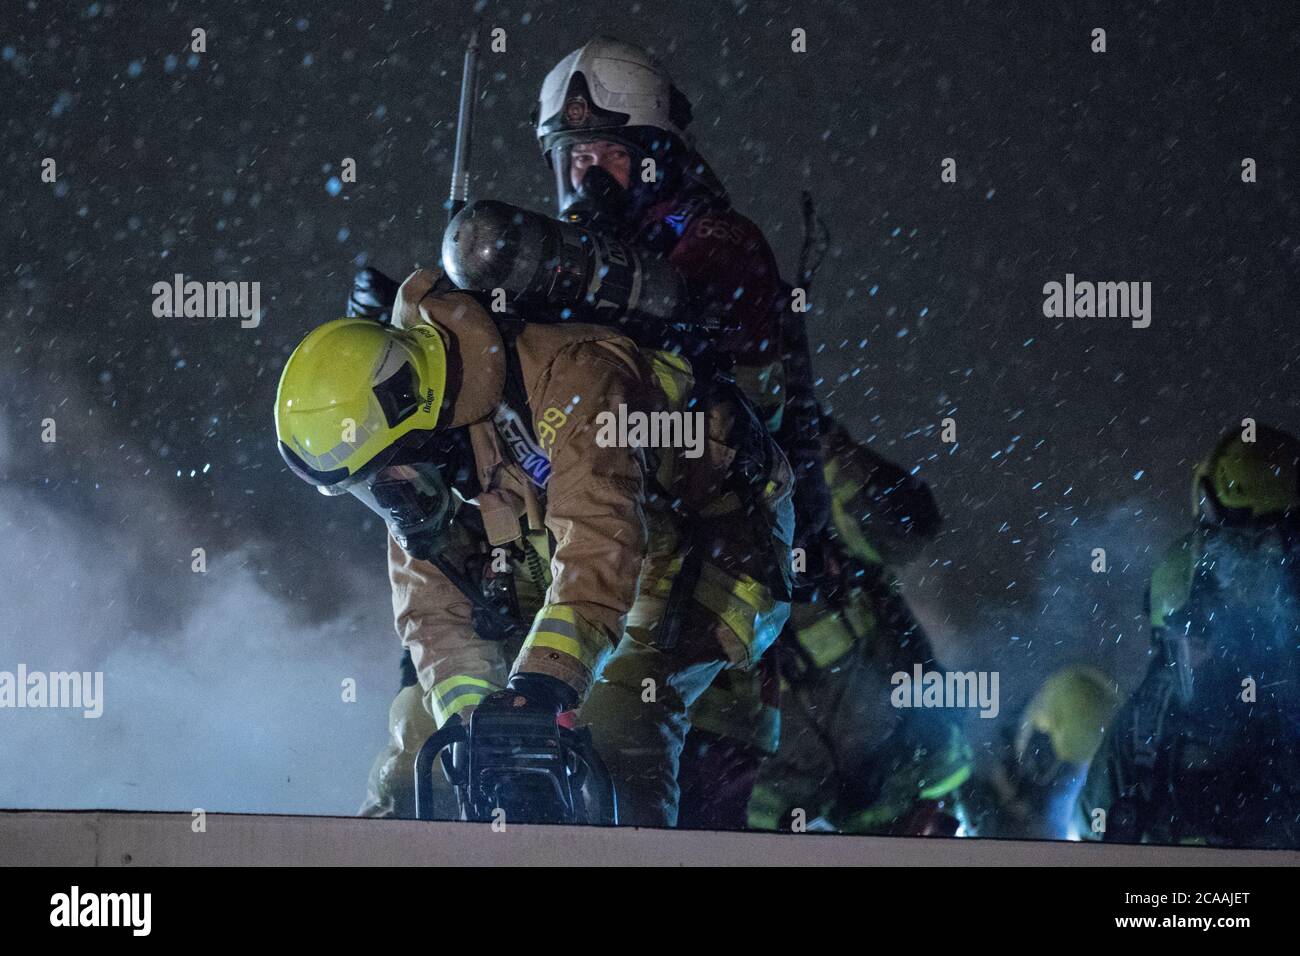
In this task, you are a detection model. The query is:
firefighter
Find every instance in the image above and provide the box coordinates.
[1077,424,1300,847]
[678,414,972,833]
[348,37,830,824]
[443,35,831,554]
[277,269,794,826]
[961,665,1120,839]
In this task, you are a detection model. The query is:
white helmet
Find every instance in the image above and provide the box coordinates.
[534,37,694,215]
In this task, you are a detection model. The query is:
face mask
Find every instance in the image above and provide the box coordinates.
[553,137,657,228]
[329,461,455,561]
[566,165,632,228]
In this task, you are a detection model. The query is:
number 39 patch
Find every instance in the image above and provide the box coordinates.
[537,406,568,449]
[491,404,570,490]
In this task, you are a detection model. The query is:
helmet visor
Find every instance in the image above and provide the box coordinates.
[549,135,648,217]
[345,460,455,560]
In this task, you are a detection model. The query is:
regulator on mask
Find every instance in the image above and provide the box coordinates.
[319,429,475,562]
[547,130,684,231]
[561,163,634,232]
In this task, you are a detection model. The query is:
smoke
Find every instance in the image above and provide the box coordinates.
[0,416,397,815]
[903,498,1179,766]
[918,502,1167,664]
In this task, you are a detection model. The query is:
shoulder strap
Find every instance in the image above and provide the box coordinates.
[489,321,554,494]
[495,320,557,554]
[497,321,536,441]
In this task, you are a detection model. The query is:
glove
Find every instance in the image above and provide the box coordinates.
[498,672,580,715]
[346,266,400,323]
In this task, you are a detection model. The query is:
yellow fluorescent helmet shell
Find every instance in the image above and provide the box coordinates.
[1192,425,1300,519]
[1019,665,1121,766]
[275,317,447,484]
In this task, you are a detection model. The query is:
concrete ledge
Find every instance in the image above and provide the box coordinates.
[2,811,1297,866]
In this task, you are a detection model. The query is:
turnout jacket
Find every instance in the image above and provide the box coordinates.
[387,269,793,726]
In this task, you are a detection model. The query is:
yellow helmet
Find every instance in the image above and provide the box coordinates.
[1192,424,1300,526]
[1015,666,1121,768]
[275,318,447,489]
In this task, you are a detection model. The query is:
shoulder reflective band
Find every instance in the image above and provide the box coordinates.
[730,360,786,432]
[646,349,695,411]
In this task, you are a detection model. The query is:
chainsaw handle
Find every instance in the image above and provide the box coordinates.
[413,716,618,825]
[564,725,619,826]
[414,716,466,821]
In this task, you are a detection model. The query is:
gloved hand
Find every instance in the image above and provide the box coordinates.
[346,266,400,323]
[495,672,580,715]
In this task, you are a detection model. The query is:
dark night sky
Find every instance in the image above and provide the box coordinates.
[1,0,1297,812]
